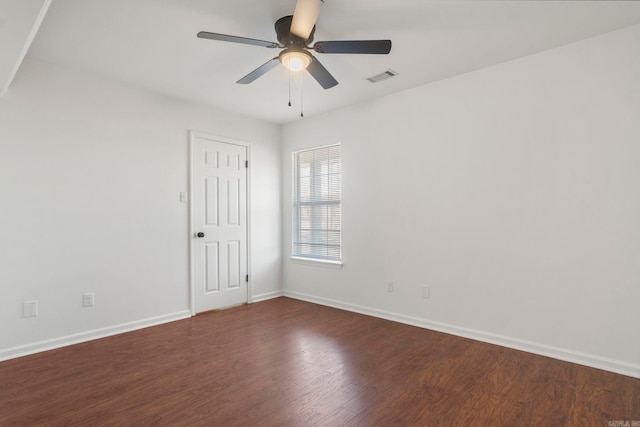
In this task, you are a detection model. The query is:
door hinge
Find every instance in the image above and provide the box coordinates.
[245,160,248,168]
[246,274,249,282]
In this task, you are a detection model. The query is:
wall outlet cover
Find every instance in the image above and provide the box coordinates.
[421,284,430,299]
[23,300,38,317]
[83,293,95,307]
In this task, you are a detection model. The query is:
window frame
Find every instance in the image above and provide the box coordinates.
[291,143,343,267]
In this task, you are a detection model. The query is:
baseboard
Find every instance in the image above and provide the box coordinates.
[251,290,284,303]
[0,310,192,362]
[283,291,640,379]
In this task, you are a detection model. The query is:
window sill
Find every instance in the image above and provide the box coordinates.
[290,257,344,269]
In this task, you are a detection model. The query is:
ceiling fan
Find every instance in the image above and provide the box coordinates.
[197,0,392,89]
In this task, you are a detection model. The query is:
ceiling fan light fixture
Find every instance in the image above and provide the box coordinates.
[280,49,312,72]
[198,0,391,91]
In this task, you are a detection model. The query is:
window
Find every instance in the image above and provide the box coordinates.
[292,144,341,263]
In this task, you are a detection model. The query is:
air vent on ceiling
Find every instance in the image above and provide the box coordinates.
[366,69,398,83]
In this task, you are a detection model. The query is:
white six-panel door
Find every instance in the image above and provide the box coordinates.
[191,133,248,313]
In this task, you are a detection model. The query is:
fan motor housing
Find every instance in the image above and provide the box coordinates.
[275,15,315,47]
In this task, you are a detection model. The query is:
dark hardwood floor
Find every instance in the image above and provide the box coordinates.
[0,297,638,426]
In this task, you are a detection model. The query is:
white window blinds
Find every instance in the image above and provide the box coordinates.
[292,144,342,262]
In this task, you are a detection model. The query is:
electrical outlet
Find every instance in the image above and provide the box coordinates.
[421,284,430,299]
[83,293,95,307]
[386,280,394,292]
[23,300,38,318]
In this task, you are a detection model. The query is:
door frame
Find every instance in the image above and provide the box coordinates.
[188,130,252,316]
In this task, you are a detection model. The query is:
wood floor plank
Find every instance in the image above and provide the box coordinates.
[0,297,638,426]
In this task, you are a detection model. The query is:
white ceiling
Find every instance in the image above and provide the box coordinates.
[16,1,640,124]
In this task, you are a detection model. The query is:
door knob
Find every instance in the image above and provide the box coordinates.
[197,232,205,238]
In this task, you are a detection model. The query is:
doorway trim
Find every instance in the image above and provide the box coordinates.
[188,130,252,316]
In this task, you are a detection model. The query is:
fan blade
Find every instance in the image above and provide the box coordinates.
[197,31,279,48]
[290,0,323,40]
[306,56,338,89]
[237,58,281,84]
[313,40,392,54]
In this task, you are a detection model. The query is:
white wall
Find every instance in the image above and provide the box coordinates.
[0,58,282,358]
[281,24,640,378]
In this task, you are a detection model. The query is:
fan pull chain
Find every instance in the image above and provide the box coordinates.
[288,68,292,107]
[300,72,304,118]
